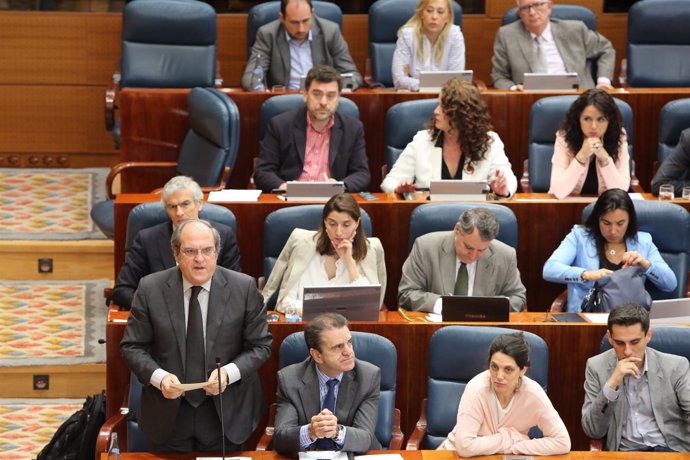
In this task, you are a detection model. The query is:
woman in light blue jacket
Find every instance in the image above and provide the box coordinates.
[543,188,676,312]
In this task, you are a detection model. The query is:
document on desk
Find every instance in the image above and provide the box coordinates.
[170,382,208,391]
[197,457,251,460]
[583,312,609,324]
[299,451,348,460]
[355,455,404,460]
[207,189,262,202]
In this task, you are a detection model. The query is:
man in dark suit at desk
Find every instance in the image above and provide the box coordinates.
[112,176,240,310]
[121,219,272,452]
[651,127,690,197]
[253,65,371,193]
[272,313,381,453]
[398,207,526,312]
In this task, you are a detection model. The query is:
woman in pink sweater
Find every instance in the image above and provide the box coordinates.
[438,333,571,457]
[548,89,630,200]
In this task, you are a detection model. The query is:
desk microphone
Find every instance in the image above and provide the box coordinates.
[216,357,226,460]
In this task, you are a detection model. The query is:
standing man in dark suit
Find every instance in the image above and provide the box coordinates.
[112,176,240,310]
[121,219,272,452]
[254,65,370,192]
[273,313,381,453]
[241,0,362,91]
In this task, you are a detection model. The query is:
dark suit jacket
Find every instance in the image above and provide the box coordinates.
[273,357,381,453]
[112,221,241,310]
[652,128,690,196]
[254,107,371,192]
[241,16,362,91]
[120,266,272,445]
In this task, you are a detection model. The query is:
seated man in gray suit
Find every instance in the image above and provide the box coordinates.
[112,176,240,310]
[651,127,690,197]
[273,313,381,453]
[242,0,362,91]
[398,207,526,312]
[582,303,690,452]
[491,0,615,90]
[121,219,272,452]
[254,65,370,192]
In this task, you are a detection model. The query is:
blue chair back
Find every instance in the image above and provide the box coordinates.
[627,0,690,87]
[368,0,462,87]
[599,325,690,362]
[582,200,690,300]
[528,95,633,193]
[658,98,690,165]
[126,373,150,451]
[120,0,216,89]
[125,202,237,252]
[385,98,437,171]
[259,94,360,140]
[408,202,518,251]
[423,326,548,449]
[502,4,596,30]
[246,1,343,57]
[279,331,398,448]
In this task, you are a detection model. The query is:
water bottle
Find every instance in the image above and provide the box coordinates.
[251,53,266,92]
[107,432,121,460]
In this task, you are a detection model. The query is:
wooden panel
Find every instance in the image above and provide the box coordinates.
[0,364,105,398]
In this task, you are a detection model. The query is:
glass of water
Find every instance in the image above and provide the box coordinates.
[683,186,690,200]
[659,184,675,201]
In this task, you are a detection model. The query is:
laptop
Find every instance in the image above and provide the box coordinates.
[419,70,474,92]
[523,72,580,92]
[429,180,489,201]
[441,295,510,322]
[302,284,382,321]
[649,298,690,323]
[285,181,345,202]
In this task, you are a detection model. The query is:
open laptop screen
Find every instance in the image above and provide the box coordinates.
[302,284,382,322]
[441,295,510,322]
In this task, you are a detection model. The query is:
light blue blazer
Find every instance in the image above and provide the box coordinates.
[542,226,677,312]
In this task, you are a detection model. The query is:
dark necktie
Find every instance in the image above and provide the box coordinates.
[454,263,468,296]
[315,378,339,450]
[185,285,206,407]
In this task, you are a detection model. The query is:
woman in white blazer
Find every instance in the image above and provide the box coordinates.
[380,79,517,197]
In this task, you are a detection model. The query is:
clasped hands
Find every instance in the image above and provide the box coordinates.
[308,409,339,441]
[576,137,610,166]
[160,368,229,400]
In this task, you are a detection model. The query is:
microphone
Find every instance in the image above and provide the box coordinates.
[216,358,226,460]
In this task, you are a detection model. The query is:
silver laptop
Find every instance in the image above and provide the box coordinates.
[302,284,382,321]
[419,70,473,92]
[441,295,510,322]
[650,298,690,323]
[523,72,580,92]
[285,181,344,202]
[429,180,489,201]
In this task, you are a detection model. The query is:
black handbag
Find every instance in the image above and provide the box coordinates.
[580,265,652,313]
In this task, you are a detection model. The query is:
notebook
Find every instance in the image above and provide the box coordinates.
[429,180,489,201]
[441,295,510,322]
[285,181,345,202]
[302,284,382,321]
[419,70,474,92]
[523,72,580,92]
[649,297,690,323]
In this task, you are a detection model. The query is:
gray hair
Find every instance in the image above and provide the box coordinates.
[161,176,203,205]
[456,207,499,241]
[171,219,221,256]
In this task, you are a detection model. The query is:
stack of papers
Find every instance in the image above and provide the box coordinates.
[207,190,262,202]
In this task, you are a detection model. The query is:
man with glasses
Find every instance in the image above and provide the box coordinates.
[254,64,371,192]
[112,176,241,310]
[121,219,272,453]
[491,0,615,90]
[242,0,362,91]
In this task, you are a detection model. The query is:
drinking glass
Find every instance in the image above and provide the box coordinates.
[659,184,674,200]
[683,186,690,200]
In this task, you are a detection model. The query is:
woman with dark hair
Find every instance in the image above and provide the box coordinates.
[262,193,386,312]
[438,333,570,456]
[380,78,517,197]
[543,188,676,312]
[549,89,630,199]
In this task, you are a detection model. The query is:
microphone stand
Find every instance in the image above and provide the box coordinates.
[216,358,226,460]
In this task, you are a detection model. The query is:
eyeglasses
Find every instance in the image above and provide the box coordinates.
[180,247,216,258]
[166,200,195,211]
[518,1,550,13]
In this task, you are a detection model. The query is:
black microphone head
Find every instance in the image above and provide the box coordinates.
[215,357,221,366]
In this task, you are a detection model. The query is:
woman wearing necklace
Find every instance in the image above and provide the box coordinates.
[380,78,517,197]
[543,188,676,312]
[438,333,571,456]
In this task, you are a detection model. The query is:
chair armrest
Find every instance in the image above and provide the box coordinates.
[105,162,178,199]
[95,383,130,456]
[103,287,113,308]
[255,403,276,451]
[405,398,427,450]
[550,289,568,312]
[105,68,121,132]
[590,438,603,451]
[388,407,405,450]
[520,158,533,193]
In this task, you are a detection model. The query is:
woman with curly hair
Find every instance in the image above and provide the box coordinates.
[391,0,466,91]
[549,89,630,199]
[380,78,517,197]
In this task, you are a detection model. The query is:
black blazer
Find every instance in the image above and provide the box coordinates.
[254,107,371,192]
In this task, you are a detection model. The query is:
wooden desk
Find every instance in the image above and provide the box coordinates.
[118,88,690,193]
[106,310,609,451]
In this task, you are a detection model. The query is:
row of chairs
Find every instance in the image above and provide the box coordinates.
[99,324,690,453]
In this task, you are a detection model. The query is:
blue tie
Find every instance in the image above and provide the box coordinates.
[315,379,338,450]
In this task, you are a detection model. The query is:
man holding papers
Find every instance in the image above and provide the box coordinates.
[121,219,272,452]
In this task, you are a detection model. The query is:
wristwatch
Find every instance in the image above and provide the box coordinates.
[335,424,344,439]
